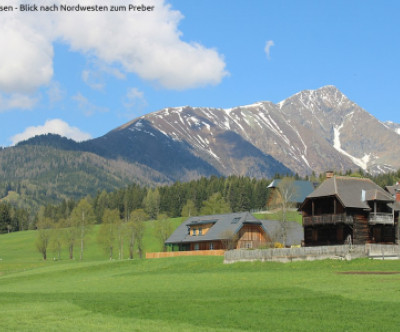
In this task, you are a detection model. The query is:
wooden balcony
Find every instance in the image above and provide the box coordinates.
[368,213,394,225]
[303,214,353,226]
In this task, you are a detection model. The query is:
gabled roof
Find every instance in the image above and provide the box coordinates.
[267,180,314,204]
[165,212,260,244]
[385,183,400,196]
[259,220,303,246]
[165,212,304,247]
[302,176,394,209]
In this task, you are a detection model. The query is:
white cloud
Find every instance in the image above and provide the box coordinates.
[10,119,92,145]
[122,87,148,117]
[72,92,108,116]
[0,14,54,93]
[56,0,228,90]
[264,40,275,59]
[0,0,228,106]
[47,81,66,106]
[82,70,105,90]
[125,88,146,106]
[0,93,39,112]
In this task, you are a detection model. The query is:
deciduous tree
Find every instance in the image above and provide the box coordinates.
[36,217,53,260]
[97,209,120,260]
[126,209,148,259]
[154,214,172,252]
[270,177,297,246]
[61,217,77,259]
[70,198,96,260]
[143,188,160,219]
[181,199,198,218]
[200,193,231,215]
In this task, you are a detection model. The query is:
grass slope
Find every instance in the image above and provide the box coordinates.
[1,227,400,331]
[254,209,303,224]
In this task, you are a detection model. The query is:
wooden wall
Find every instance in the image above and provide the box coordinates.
[237,225,268,249]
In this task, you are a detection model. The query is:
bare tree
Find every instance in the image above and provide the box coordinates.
[270,177,297,246]
[220,230,239,250]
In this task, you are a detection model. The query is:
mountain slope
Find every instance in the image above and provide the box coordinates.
[0,144,169,210]
[7,85,400,210]
[82,119,222,182]
[117,85,399,176]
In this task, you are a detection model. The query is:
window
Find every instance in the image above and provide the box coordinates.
[194,243,199,250]
[199,227,203,235]
[209,242,214,250]
[231,217,241,224]
[192,228,197,236]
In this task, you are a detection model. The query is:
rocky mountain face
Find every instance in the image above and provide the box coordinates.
[100,85,400,178]
[15,86,400,184]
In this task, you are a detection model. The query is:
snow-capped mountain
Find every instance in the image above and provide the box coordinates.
[18,85,400,182]
[91,85,399,178]
[384,121,400,136]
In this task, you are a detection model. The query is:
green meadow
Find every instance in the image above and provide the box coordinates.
[1,224,400,331]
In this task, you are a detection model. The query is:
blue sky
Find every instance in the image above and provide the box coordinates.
[0,0,399,147]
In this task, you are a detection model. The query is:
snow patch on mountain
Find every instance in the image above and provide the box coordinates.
[333,123,369,170]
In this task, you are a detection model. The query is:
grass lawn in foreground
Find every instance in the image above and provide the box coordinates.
[1,229,400,331]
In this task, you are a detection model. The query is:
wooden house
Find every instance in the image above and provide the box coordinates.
[165,212,303,251]
[300,176,399,246]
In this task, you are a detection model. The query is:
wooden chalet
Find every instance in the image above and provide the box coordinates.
[300,176,400,246]
[165,212,303,251]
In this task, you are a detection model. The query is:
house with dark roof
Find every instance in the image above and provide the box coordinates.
[300,176,399,246]
[267,179,315,208]
[385,182,400,201]
[165,212,303,251]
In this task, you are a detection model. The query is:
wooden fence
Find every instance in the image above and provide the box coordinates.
[224,244,400,263]
[146,250,225,259]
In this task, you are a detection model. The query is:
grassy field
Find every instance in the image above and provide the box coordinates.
[254,209,303,224]
[2,226,400,331]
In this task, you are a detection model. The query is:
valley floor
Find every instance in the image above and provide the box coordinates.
[1,252,400,331]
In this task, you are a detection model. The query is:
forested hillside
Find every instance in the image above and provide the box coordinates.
[0,144,170,211]
[40,175,271,223]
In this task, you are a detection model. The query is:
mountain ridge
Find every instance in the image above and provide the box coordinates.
[13,85,400,183]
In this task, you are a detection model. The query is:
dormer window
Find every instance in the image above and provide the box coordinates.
[187,219,218,237]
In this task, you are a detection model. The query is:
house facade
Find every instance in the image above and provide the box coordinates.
[165,212,270,251]
[300,176,399,246]
[165,212,304,251]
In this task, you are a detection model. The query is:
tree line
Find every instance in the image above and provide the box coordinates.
[2,170,400,260]
[35,197,160,261]
[0,201,30,233]
[39,175,271,223]
[33,175,272,260]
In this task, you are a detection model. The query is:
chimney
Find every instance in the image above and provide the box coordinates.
[326,171,334,179]
[361,189,366,202]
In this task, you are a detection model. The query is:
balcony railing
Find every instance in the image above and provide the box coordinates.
[368,213,394,225]
[303,214,353,226]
